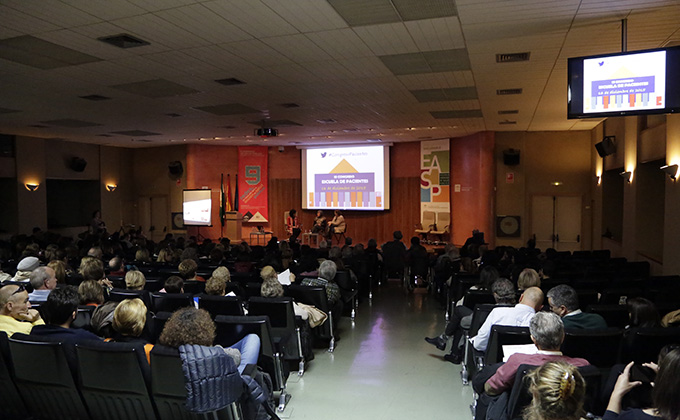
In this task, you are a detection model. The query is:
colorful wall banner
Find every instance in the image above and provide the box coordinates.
[420,139,450,223]
[238,146,268,223]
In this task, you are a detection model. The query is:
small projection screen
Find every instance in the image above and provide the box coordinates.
[183,189,212,226]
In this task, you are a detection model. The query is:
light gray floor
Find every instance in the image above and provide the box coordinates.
[281,281,475,420]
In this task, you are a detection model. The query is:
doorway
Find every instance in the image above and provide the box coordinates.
[531,195,582,252]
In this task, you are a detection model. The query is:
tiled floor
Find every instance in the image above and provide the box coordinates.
[281,281,475,420]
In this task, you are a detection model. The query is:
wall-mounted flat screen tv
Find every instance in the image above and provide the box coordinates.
[568,46,680,119]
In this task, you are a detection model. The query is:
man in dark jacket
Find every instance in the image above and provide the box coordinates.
[382,231,406,279]
[546,284,607,329]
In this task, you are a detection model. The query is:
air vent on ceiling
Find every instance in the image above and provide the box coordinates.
[97,134,113,137]
[79,94,111,101]
[496,52,530,63]
[30,124,47,128]
[98,34,150,49]
[497,88,523,95]
[280,103,300,108]
[499,121,517,125]
[498,110,519,115]
[133,139,153,143]
[316,119,337,124]
[165,113,182,117]
[215,78,245,86]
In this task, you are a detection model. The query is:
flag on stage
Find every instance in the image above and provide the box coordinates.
[234,174,239,211]
[226,174,233,212]
[219,173,226,227]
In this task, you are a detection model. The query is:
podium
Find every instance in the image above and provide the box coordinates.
[224,212,242,241]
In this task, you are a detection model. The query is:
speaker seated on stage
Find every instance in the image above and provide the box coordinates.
[311,210,328,235]
[327,210,346,239]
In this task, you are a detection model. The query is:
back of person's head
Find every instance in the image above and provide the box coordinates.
[78,280,104,305]
[393,230,403,240]
[261,277,284,298]
[212,266,231,282]
[164,276,184,294]
[318,260,337,282]
[158,307,215,348]
[209,248,224,263]
[546,284,579,313]
[87,247,103,260]
[627,297,661,328]
[205,276,226,296]
[79,257,105,281]
[479,266,500,290]
[410,236,420,246]
[530,312,564,350]
[47,260,66,284]
[125,270,146,290]
[112,298,147,337]
[491,278,516,304]
[29,266,52,290]
[521,287,545,311]
[42,286,80,326]
[328,246,342,260]
[524,361,585,420]
[178,259,198,280]
[518,268,541,290]
[108,256,123,272]
[344,237,352,246]
[653,348,680,420]
[260,266,277,282]
[135,248,150,263]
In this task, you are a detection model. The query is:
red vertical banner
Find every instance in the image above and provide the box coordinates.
[238,146,269,223]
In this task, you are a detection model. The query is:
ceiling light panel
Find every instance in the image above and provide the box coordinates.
[405,16,466,51]
[353,23,420,55]
[327,0,401,27]
[111,79,199,98]
[392,0,457,21]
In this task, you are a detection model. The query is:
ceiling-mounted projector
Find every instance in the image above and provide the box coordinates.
[256,128,278,137]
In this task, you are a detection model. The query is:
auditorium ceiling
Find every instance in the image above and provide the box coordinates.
[0,0,679,147]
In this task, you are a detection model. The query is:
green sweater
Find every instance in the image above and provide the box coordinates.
[562,312,607,329]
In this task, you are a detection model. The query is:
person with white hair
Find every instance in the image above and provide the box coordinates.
[301,260,340,307]
[27,266,58,303]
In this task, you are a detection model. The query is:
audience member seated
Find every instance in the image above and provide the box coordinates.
[47,259,68,284]
[134,248,152,264]
[12,256,40,282]
[474,312,589,420]
[260,266,308,321]
[108,256,126,276]
[472,286,544,352]
[626,297,661,329]
[79,256,113,289]
[160,276,184,294]
[518,268,541,291]
[406,236,429,283]
[125,270,147,291]
[110,298,153,361]
[78,280,105,307]
[157,307,260,374]
[523,361,586,420]
[179,259,205,282]
[30,286,101,343]
[301,260,341,312]
[426,275,514,364]
[211,266,244,298]
[382,230,407,279]
[0,284,44,335]
[547,285,607,329]
[27,266,58,303]
[603,348,680,420]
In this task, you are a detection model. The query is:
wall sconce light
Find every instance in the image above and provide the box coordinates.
[596,175,602,185]
[106,184,117,192]
[620,171,632,183]
[660,164,678,180]
[25,183,39,192]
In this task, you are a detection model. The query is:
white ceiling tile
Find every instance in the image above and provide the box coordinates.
[261,0,348,32]
[155,4,253,44]
[261,34,333,63]
[203,0,299,38]
[353,23,420,55]
[405,17,466,51]
[306,29,374,59]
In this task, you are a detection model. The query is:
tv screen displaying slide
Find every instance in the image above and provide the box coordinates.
[568,46,680,119]
[183,189,212,226]
[301,145,390,211]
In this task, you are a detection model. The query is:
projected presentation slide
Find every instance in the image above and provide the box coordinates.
[183,189,212,226]
[302,145,389,211]
[583,50,666,113]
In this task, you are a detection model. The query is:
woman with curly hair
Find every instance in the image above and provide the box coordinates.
[524,361,586,420]
[158,307,259,374]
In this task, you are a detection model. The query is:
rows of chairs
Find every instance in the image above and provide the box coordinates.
[0,331,244,420]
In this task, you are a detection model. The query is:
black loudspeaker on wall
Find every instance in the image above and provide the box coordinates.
[595,136,616,158]
[503,149,520,166]
[69,157,87,172]
[168,161,183,179]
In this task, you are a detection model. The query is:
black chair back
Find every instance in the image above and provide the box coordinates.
[561,328,623,368]
[0,332,29,420]
[152,311,174,344]
[484,325,532,365]
[8,337,90,420]
[149,346,239,420]
[75,341,157,420]
[183,280,205,295]
[574,289,599,311]
[587,304,630,329]
[198,295,245,318]
[245,282,262,299]
[109,288,152,309]
[72,305,96,330]
[621,327,680,363]
[151,292,195,313]
[285,284,335,349]
[248,297,302,363]
[462,289,495,310]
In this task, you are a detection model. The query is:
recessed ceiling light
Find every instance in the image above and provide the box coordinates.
[98,34,150,49]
